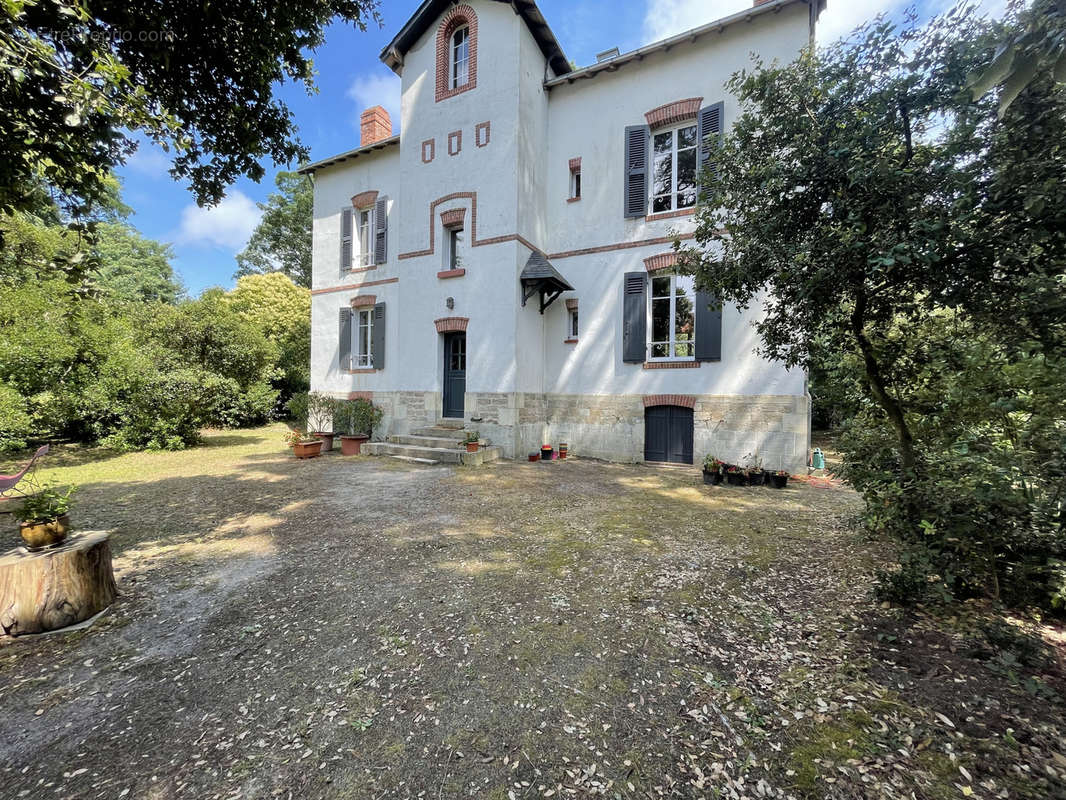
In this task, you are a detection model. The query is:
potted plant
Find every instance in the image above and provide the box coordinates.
[725,464,745,486]
[285,428,323,459]
[307,392,338,451]
[558,443,569,459]
[463,431,481,453]
[528,451,540,462]
[336,397,384,456]
[769,470,790,489]
[540,444,554,462]
[15,484,77,549]
[702,455,724,485]
[744,453,765,486]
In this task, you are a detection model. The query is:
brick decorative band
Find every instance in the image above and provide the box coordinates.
[435,5,478,103]
[644,252,678,272]
[548,233,694,260]
[350,294,377,308]
[475,121,490,148]
[310,276,398,296]
[434,316,469,333]
[569,157,581,172]
[437,268,466,279]
[643,394,697,408]
[351,190,378,209]
[440,208,466,228]
[645,97,702,130]
[397,191,539,260]
[565,298,578,310]
[642,361,701,370]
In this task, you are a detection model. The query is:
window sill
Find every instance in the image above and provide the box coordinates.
[563,338,578,344]
[645,208,695,222]
[642,360,700,369]
[345,368,379,374]
[437,268,466,279]
[349,264,377,274]
[566,196,581,203]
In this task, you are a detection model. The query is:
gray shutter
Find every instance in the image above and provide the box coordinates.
[624,125,649,218]
[371,302,385,370]
[697,102,724,198]
[340,208,353,272]
[622,272,647,363]
[338,307,352,370]
[373,197,388,265]
[694,289,722,362]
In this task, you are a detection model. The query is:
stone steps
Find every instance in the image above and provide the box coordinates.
[363,441,501,466]
[389,434,466,449]
[389,455,440,466]
[411,426,466,440]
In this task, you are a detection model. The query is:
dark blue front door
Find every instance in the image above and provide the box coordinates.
[644,405,693,464]
[443,332,466,419]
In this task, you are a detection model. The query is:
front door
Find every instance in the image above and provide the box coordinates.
[442,332,466,419]
[644,405,694,464]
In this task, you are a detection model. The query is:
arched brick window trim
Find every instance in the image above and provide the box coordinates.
[351,191,379,209]
[434,316,469,334]
[643,394,696,409]
[644,97,703,130]
[435,5,478,102]
[643,252,678,272]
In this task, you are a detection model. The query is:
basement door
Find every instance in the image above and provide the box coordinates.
[442,332,466,419]
[644,405,693,464]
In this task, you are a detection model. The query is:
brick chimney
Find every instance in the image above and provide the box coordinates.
[360,106,392,147]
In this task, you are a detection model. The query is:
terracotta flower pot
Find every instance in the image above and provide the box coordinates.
[466,441,479,453]
[292,440,323,459]
[311,432,334,451]
[19,513,71,550]
[558,444,568,459]
[340,434,369,456]
[528,452,540,462]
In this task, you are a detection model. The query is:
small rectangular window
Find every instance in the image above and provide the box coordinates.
[353,308,373,367]
[569,309,579,339]
[570,169,581,200]
[445,226,464,270]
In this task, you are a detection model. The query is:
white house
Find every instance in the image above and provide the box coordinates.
[303,0,822,469]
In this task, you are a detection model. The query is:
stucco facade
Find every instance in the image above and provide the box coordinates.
[305,0,821,471]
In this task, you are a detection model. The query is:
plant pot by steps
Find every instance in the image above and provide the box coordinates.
[340,434,369,455]
[770,473,789,489]
[311,432,334,451]
[292,440,323,459]
[726,471,745,487]
[19,513,71,550]
[541,445,553,462]
[466,441,480,453]
[558,444,568,459]
[747,470,766,487]
[702,469,723,486]
[528,452,540,462]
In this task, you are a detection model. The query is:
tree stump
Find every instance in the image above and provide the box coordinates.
[0,531,117,637]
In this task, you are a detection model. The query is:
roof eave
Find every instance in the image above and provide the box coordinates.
[297,135,400,176]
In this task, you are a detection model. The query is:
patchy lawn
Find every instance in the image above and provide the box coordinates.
[1,425,1063,799]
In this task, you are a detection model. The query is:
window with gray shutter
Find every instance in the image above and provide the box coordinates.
[622,272,647,362]
[374,197,388,265]
[697,101,724,198]
[371,302,385,370]
[694,289,722,362]
[624,125,649,218]
[339,307,352,370]
[340,207,353,272]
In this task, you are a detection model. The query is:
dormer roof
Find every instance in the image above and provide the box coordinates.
[380,0,570,78]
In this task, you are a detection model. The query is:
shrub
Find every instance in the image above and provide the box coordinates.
[336,398,383,437]
[0,384,32,452]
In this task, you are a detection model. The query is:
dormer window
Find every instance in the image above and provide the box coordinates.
[451,25,470,89]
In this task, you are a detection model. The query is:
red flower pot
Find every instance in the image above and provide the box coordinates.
[292,440,323,459]
[311,432,334,451]
[340,434,369,455]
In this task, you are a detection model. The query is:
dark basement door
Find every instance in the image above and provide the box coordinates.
[644,405,694,464]
[442,332,466,419]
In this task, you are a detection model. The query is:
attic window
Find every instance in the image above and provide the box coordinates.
[451,26,470,88]
[435,5,478,102]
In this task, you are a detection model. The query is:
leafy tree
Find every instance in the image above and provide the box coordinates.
[0,0,380,218]
[679,6,1066,605]
[91,221,182,303]
[224,273,310,402]
[236,171,313,288]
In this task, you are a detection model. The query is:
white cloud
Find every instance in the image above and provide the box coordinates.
[124,142,172,178]
[346,71,402,136]
[176,190,262,251]
[641,0,1012,49]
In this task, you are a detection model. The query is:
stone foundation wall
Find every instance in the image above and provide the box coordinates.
[334,390,809,471]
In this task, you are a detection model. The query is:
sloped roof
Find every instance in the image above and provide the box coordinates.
[297,135,399,175]
[380,0,570,78]
[520,251,573,291]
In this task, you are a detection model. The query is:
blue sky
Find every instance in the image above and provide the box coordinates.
[115,0,1006,296]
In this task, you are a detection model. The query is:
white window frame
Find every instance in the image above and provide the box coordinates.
[650,122,698,214]
[355,206,374,267]
[451,25,470,89]
[569,168,581,200]
[568,308,579,339]
[353,308,373,368]
[647,273,695,362]
[444,225,463,270]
